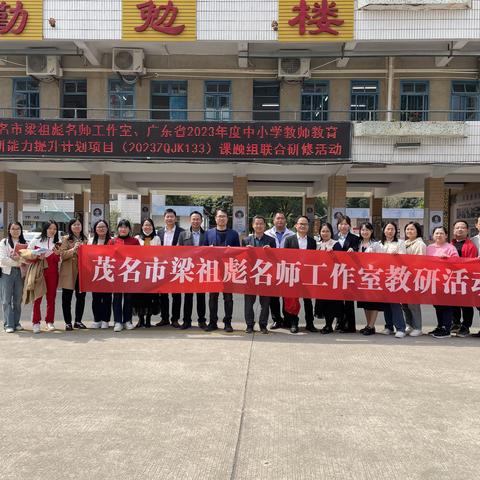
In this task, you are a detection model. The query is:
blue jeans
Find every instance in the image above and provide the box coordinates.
[434,306,452,332]
[384,303,406,333]
[1,268,23,330]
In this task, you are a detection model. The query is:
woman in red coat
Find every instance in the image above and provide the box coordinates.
[108,219,140,332]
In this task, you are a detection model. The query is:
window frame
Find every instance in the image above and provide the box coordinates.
[150,80,188,120]
[301,80,329,121]
[204,80,232,121]
[450,80,480,121]
[400,80,429,122]
[350,80,379,121]
[108,78,136,120]
[12,77,40,119]
[61,79,87,119]
[252,80,280,121]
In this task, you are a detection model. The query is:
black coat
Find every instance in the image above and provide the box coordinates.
[177,228,205,246]
[242,234,276,248]
[283,235,317,250]
[334,232,360,252]
[157,226,185,246]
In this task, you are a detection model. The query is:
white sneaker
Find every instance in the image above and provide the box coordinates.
[405,325,413,334]
[113,322,123,332]
[395,331,406,338]
[124,321,134,330]
[379,328,394,335]
[32,324,41,334]
[46,323,55,331]
[409,329,423,337]
[101,321,110,329]
[90,321,102,329]
[15,324,24,331]
[5,327,15,333]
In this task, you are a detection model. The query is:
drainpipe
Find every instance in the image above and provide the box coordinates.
[387,57,394,122]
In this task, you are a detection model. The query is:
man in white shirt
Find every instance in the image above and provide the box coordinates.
[156,208,184,328]
[265,211,295,328]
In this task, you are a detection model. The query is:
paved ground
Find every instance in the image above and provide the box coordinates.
[1,294,480,480]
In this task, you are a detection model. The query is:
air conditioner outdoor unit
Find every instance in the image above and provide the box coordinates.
[278,58,311,79]
[112,48,145,74]
[26,55,63,77]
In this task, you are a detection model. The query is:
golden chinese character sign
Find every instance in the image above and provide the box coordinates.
[0,0,42,40]
[123,0,196,41]
[279,0,354,42]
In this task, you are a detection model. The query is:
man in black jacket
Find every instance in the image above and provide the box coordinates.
[156,208,184,328]
[177,211,206,329]
[283,216,318,334]
[333,215,359,333]
[242,215,276,334]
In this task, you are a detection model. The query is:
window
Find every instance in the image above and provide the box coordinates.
[350,81,379,121]
[301,81,329,121]
[126,194,138,200]
[151,81,187,120]
[204,81,231,121]
[108,79,135,119]
[253,81,280,121]
[13,78,39,118]
[61,79,87,119]
[400,81,429,121]
[451,81,479,121]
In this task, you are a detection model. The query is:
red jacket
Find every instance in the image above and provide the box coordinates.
[451,238,478,258]
[108,236,140,246]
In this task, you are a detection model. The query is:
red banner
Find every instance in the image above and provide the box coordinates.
[78,245,480,307]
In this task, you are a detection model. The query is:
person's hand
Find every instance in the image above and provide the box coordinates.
[11,253,20,261]
[347,248,354,252]
[263,245,271,248]
[246,244,253,248]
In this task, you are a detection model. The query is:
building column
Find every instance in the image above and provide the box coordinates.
[140,193,152,222]
[327,175,347,226]
[370,196,383,239]
[303,196,316,234]
[17,190,23,224]
[0,172,18,238]
[424,177,445,240]
[90,175,110,232]
[233,176,248,235]
[74,191,90,234]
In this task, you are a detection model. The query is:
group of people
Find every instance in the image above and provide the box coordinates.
[1,208,479,339]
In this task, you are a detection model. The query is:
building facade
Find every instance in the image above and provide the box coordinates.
[0,0,479,236]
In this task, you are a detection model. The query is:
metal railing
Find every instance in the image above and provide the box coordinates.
[0,107,479,122]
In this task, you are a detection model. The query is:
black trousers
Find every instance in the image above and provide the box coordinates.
[62,276,86,325]
[244,295,270,328]
[270,296,284,322]
[315,299,342,328]
[113,293,133,324]
[92,292,112,323]
[209,292,233,324]
[284,298,314,327]
[160,293,182,321]
[183,293,206,323]
[453,306,474,328]
[338,300,356,331]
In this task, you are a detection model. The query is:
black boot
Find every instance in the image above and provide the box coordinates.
[135,315,145,328]
[145,315,151,328]
[224,321,233,333]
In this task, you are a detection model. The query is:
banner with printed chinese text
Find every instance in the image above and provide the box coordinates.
[78,245,480,307]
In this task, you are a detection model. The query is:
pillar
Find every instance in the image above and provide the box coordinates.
[423,177,445,240]
[17,190,23,224]
[140,193,152,222]
[327,175,347,227]
[90,175,110,231]
[303,196,315,234]
[0,172,18,238]
[74,191,90,234]
[233,176,248,235]
[371,196,383,240]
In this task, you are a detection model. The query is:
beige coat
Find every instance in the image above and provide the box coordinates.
[58,236,87,290]
[22,258,47,305]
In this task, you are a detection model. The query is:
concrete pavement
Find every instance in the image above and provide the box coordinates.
[1,295,480,480]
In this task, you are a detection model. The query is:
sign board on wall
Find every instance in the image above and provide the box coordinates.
[122,0,196,41]
[0,0,43,40]
[0,119,352,162]
[278,0,354,42]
